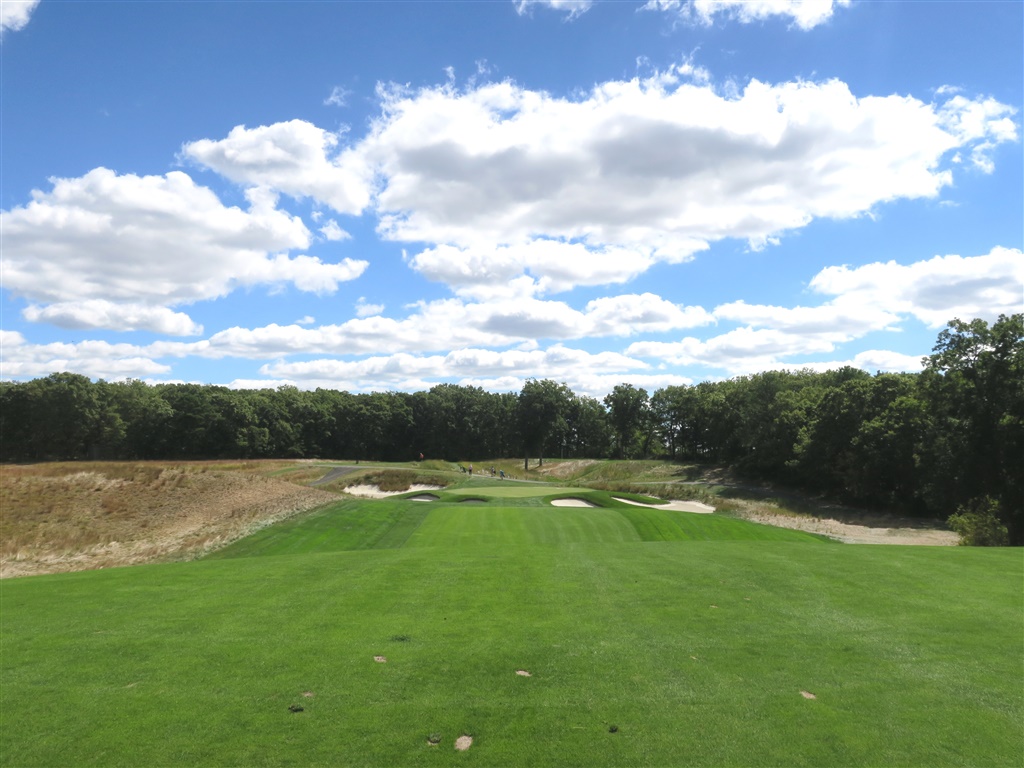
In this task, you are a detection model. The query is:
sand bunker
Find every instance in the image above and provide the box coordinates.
[550,498,598,507]
[345,484,444,499]
[407,494,439,502]
[739,509,958,545]
[613,496,715,514]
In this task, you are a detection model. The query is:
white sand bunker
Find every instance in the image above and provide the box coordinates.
[407,494,439,502]
[550,498,598,507]
[345,484,444,499]
[614,496,715,514]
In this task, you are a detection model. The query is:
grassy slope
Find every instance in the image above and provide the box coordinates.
[2,483,1020,766]
[208,491,826,559]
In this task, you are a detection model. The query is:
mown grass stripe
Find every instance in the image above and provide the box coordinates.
[372,504,432,549]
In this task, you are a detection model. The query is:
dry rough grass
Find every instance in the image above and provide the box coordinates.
[0,462,337,578]
[534,459,602,478]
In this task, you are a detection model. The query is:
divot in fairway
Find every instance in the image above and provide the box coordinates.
[515,669,532,677]
[800,690,817,699]
[374,655,387,663]
[454,735,473,751]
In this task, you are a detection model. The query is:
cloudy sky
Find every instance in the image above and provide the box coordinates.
[2,0,1021,396]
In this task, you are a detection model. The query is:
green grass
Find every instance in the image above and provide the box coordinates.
[204,498,433,558]
[2,488,1021,767]
[209,492,824,559]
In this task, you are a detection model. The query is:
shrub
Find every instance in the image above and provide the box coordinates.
[947,496,1009,546]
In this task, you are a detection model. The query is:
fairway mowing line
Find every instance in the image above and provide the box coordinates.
[613,496,715,514]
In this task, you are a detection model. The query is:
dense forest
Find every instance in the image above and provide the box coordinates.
[2,315,1021,544]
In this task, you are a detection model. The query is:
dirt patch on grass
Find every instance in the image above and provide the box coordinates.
[1,462,338,578]
[374,656,387,663]
[454,735,473,751]
[515,670,532,677]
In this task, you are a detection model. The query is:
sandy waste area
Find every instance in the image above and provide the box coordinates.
[343,484,444,499]
[613,496,716,514]
[737,509,958,545]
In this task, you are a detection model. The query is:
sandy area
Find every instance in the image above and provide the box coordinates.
[736,509,958,545]
[614,496,716,514]
[550,498,598,507]
[343,484,444,499]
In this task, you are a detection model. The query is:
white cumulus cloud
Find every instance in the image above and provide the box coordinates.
[319,219,351,241]
[353,76,1014,295]
[0,168,368,331]
[625,247,1022,375]
[1,0,40,34]
[21,301,203,336]
[183,120,373,215]
[259,343,650,394]
[0,339,173,380]
[514,1,593,20]
[809,247,1024,328]
[643,0,850,30]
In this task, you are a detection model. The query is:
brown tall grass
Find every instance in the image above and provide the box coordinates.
[0,461,337,578]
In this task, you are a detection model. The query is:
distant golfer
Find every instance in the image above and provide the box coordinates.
[468,464,473,476]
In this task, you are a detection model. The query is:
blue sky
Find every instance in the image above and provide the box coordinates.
[2,0,1021,397]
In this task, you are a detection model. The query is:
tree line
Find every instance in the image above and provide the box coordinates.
[2,315,1020,543]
